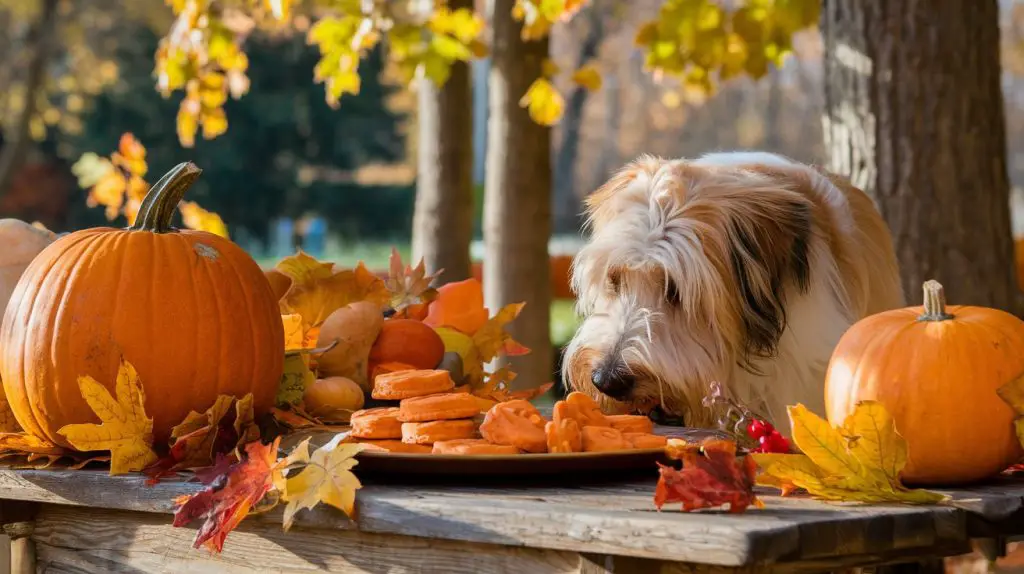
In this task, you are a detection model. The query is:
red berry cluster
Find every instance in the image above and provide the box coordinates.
[746,419,791,453]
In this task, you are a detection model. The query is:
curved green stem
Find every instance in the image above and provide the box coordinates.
[918,279,954,322]
[129,162,202,233]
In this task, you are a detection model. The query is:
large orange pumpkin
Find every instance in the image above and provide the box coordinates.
[0,163,284,448]
[824,280,1024,485]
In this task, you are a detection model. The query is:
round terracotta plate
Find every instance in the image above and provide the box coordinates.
[352,427,731,476]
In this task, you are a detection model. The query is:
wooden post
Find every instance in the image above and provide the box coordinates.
[0,501,37,574]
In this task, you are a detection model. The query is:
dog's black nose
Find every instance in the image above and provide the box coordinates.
[591,365,635,399]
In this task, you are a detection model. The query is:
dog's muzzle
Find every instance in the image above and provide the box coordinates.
[591,358,635,400]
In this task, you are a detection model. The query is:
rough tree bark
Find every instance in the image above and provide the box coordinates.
[411,0,474,285]
[552,2,604,234]
[0,0,59,199]
[822,0,1020,312]
[485,0,553,389]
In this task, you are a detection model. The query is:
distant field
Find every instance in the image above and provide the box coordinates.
[258,240,581,347]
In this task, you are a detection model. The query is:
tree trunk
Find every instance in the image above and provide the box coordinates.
[553,3,603,234]
[821,0,1019,312]
[484,0,553,389]
[411,0,474,285]
[0,0,59,198]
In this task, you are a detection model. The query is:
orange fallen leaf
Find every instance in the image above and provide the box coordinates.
[423,278,489,335]
[655,438,762,513]
[57,358,159,475]
[472,302,529,362]
[173,438,286,552]
[0,433,111,470]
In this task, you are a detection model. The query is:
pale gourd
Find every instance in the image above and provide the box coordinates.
[315,301,385,391]
[304,376,365,422]
[0,219,55,314]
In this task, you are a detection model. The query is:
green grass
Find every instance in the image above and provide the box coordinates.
[258,241,581,347]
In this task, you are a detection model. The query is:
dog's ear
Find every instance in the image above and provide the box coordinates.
[727,194,813,372]
[585,156,663,230]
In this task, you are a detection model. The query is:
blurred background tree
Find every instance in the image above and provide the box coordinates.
[4,0,1024,392]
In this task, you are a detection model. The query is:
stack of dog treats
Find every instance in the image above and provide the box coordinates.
[347,368,669,455]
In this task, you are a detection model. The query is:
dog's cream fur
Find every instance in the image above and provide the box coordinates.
[562,151,904,436]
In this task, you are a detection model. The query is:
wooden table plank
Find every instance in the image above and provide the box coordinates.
[0,469,1022,568]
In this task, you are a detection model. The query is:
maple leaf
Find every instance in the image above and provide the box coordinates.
[654,438,762,513]
[280,435,368,530]
[997,372,1024,452]
[384,248,440,312]
[174,438,286,553]
[57,358,159,475]
[145,394,259,484]
[752,402,946,504]
[473,302,530,362]
[276,252,389,330]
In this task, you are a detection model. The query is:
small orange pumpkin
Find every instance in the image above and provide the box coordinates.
[824,280,1024,485]
[0,163,284,447]
[369,319,445,371]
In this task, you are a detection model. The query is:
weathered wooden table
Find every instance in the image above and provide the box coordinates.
[0,469,1022,573]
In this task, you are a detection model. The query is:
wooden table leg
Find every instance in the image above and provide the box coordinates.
[0,501,38,574]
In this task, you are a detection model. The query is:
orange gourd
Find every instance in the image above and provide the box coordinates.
[824,280,1024,485]
[369,319,445,370]
[0,163,284,448]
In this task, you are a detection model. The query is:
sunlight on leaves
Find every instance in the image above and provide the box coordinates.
[57,358,159,475]
[752,402,946,504]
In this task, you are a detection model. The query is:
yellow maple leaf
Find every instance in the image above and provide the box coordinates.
[752,402,945,504]
[281,435,368,530]
[282,313,306,351]
[571,64,602,91]
[277,252,389,330]
[57,358,159,475]
[472,302,530,363]
[997,372,1024,450]
[179,200,229,238]
[519,78,564,126]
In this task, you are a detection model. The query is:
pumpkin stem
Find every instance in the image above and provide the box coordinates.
[918,280,954,321]
[129,162,202,233]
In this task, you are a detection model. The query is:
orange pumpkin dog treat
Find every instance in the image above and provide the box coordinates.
[607,414,654,434]
[432,439,520,455]
[350,407,402,439]
[545,418,582,453]
[581,425,632,452]
[624,432,668,449]
[558,392,610,427]
[479,401,547,453]
[497,399,547,427]
[398,392,480,422]
[357,439,432,454]
[372,369,454,400]
[401,419,478,445]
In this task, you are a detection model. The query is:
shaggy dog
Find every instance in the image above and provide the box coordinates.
[562,152,904,436]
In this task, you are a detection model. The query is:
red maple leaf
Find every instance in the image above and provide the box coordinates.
[654,438,761,514]
[172,438,283,552]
